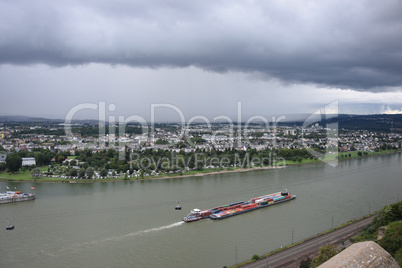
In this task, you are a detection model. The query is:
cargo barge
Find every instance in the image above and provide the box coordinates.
[0,191,35,204]
[183,189,295,222]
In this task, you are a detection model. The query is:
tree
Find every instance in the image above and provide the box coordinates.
[310,245,338,267]
[55,153,65,164]
[6,153,22,172]
[0,162,6,172]
[100,168,108,177]
[68,169,78,177]
[395,247,402,267]
[155,139,169,145]
[357,151,362,157]
[300,257,312,268]
[350,143,356,151]
[378,221,402,257]
[78,168,86,178]
[31,167,41,177]
[34,152,45,166]
[86,167,94,178]
[251,254,259,261]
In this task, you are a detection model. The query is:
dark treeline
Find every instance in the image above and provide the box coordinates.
[72,126,142,137]
[73,147,315,174]
[1,146,319,174]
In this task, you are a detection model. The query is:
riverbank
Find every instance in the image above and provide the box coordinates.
[1,149,400,183]
[231,213,378,268]
[0,165,285,183]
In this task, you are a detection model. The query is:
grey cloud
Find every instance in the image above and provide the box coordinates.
[0,0,402,91]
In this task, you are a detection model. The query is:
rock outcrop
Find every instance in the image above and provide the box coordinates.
[319,241,399,268]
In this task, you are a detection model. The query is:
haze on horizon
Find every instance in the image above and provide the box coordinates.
[1,0,402,122]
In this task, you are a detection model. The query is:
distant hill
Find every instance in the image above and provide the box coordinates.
[1,114,402,132]
[0,116,98,124]
[330,114,402,132]
[0,115,61,122]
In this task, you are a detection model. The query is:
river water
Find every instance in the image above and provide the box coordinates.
[1,153,402,268]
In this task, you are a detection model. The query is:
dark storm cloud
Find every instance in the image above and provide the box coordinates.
[1,0,402,90]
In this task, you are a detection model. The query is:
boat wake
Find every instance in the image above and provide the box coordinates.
[41,221,184,256]
[99,221,184,243]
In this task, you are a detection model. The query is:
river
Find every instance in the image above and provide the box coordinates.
[1,153,401,268]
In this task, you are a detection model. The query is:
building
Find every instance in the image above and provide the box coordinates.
[0,154,6,163]
[22,157,36,166]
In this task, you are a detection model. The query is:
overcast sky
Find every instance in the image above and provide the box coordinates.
[1,0,402,121]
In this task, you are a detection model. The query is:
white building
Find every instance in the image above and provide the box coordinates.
[22,157,36,166]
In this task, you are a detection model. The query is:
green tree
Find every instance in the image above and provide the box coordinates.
[69,169,78,177]
[350,143,356,151]
[251,254,259,261]
[382,202,402,224]
[0,162,6,172]
[34,152,45,166]
[55,153,65,164]
[6,153,22,172]
[300,257,312,268]
[100,168,108,177]
[378,221,402,256]
[395,247,402,267]
[86,167,94,178]
[78,168,86,178]
[155,139,169,145]
[311,245,338,267]
[31,167,41,177]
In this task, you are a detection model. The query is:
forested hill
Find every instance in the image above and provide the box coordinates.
[2,114,402,133]
[328,114,402,132]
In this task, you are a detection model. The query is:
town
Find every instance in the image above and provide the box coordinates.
[1,115,402,181]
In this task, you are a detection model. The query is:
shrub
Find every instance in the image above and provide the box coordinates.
[31,168,41,177]
[378,221,402,256]
[300,257,312,268]
[310,245,338,268]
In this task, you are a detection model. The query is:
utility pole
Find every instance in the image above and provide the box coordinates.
[332,216,334,229]
[369,203,371,214]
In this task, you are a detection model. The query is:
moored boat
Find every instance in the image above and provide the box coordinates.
[0,191,35,204]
